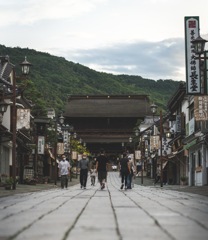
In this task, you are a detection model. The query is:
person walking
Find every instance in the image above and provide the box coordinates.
[78,153,89,189]
[90,165,96,186]
[96,149,108,190]
[154,165,161,185]
[119,152,131,190]
[127,156,136,189]
[58,154,70,189]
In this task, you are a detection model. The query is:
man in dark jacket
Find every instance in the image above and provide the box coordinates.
[119,152,131,190]
[96,149,108,190]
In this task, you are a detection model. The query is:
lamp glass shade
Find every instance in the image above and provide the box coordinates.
[191,36,207,54]
[20,56,32,75]
[59,114,65,124]
[150,103,158,114]
[135,129,140,136]
[0,100,8,114]
[166,132,171,138]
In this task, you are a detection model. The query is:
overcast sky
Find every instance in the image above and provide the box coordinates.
[1,0,208,81]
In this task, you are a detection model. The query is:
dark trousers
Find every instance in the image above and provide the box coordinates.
[61,175,68,189]
[91,176,95,185]
[98,171,107,184]
[127,173,133,189]
[80,169,88,187]
[121,171,129,187]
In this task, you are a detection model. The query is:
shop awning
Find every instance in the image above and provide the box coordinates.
[168,148,184,159]
[183,139,197,150]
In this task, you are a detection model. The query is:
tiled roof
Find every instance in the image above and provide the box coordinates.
[64,95,152,117]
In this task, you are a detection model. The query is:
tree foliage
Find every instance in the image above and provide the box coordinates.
[0,44,182,116]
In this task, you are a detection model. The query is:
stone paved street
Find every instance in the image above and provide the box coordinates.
[0,172,208,240]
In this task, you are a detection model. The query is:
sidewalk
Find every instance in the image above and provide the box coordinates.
[0,177,80,198]
[134,176,208,197]
[1,175,208,198]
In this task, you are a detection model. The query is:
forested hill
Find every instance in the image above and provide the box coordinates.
[0,44,182,116]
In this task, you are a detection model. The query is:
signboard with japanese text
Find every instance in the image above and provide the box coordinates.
[47,109,55,119]
[37,136,45,154]
[158,138,171,156]
[57,143,64,155]
[194,95,208,121]
[72,151,78,160]
[176,115,181,132]
[189,118,195,135]
[185,16,200,94]
[135,150,141,160]
[205,51,208,94]
[17,109,30,129]
[150,135,159,150]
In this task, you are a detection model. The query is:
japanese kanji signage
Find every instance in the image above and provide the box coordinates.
[194,96,208,121]
[185,16,201,94]
[57,143,64,155]
[176,115,181,132]
[135,150,141,160]
[158,138,171,156]
[38,136,45,154]
[205,51,208,94]
[150,135,159,151]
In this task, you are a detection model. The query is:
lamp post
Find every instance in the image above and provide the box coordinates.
[150,103,157,122]
[56,113,74,182]
[150,103,164,187]
[159,110,163,187]
[191,35,208,94]
[12,57,32,190]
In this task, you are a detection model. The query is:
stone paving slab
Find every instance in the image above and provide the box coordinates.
[0,172,208,240]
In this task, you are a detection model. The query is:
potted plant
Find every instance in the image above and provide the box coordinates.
[1,173,8,183]
[24,177,37,185]
[4,177,14,190]
[180,176,188,185]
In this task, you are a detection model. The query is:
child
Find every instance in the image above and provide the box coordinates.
[90,166,96,186]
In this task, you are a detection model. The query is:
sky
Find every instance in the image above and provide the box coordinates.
[0,0,208,81]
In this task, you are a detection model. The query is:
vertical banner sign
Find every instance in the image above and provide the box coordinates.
[17,109,30,129]
[135,150,141,160]
[72,151,78,160]
[150,135,159,150]
[205,51,208,94]
[185,16,200,94]
[194,96,208,121]
[38,136,45,154]
[176,115,181,132]
[158,138,171,156]
[57,143,64,155]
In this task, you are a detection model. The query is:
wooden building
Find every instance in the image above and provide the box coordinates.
[64,95,152,155]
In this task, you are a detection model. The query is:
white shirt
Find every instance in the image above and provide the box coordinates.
[58,160,70,175]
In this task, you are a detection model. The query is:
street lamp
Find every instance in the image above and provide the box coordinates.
[191,36,207,55]
[0,100,8,124]
[150,103,157,122]
[150,104,164,187]
[12,57,32,190]
[191,35,208,94]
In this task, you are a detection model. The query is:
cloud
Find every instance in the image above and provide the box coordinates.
[0,0,107,26]
[54,38,185,81]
